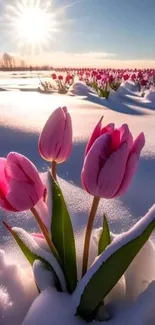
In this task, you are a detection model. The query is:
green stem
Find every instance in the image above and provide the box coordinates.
[31,207,60,262]
[82,196,100,277]
[51,161,57,181]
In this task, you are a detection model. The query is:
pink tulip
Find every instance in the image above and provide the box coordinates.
[32,233,44,239]
[0,152,46,211]
[39,107,72,163]
[81,118,145,198]
[32,233,50,251]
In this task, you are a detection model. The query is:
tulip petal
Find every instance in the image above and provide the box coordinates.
[111,129,121,151]
[132,132,145,156]
[38,107,66,161]
[85,117,103,156]
[6,181,39,211]
[119,124,133,151]
[0,158,8,195]
[35,199,50,229]
[101,123,115,134]
[97,143,129,198]
[116,133,145,197]
[115,133,145,197]
[5,152,45,201]
[32,233,44,239]
[56,111,72,163]
[115,153,138,197]
[81,133,112,196]
[0,158,15,211]
[6,152,40,184]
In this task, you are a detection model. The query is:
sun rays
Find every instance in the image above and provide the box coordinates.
[1,0,83,55]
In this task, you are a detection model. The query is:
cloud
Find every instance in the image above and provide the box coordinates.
[72,52,117,59]
[23,51,117,67]
[1,51,155,69]
[24,52,155,69]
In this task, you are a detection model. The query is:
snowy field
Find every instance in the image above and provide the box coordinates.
[0,77,155,324]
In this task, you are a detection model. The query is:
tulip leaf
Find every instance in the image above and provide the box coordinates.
[76,213,155,321]
[50,173,77,293]
[3,222,64,292]
[98,215,111,255]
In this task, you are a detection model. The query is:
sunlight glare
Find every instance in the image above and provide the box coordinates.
[16,7,54,44]
[2,0,78,54]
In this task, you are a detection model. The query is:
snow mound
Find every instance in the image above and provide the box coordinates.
[0,250,37,325]
[68,81,95,96]
[145,90,155,103]
[117,81,139,95]
[23,282,155,325]
[108,89,118,100]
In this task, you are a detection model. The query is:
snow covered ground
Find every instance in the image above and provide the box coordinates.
[0,79,155,324]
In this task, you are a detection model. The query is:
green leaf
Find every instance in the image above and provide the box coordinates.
[76,210,155,321]
[3,222,65,292]
[3,221,37,265]
[98,215,111,255]
[50,172,77,293]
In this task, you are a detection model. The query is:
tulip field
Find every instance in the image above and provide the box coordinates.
[39,68,155,97]
[0,69,155,325]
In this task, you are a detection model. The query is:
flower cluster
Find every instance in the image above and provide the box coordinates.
[51,73,74,93]
[0,106,152,322]
[48,68,155,98]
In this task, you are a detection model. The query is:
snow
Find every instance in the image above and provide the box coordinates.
[12,227,67,292]
[119,281,155,325]
[0,77,155,324]
[68,81,96,96]
[125,239,155,300]
[117,81,139,95]
[145,89,155,103]
[0,250,38,325]
[33,260,55,292]
[22,281,155,325]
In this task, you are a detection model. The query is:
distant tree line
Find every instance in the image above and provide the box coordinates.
[0,52,54,71]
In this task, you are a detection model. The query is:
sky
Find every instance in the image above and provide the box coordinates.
[0,0,155,68]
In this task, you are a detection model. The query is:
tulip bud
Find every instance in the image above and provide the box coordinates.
[82,119,145,198]
[38,107,72,163]
[0,152,46,211]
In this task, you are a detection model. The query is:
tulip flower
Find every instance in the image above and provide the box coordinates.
[51,73,57,80]
[141,79,147,87]
[123,74,129,81]
[81,118,145,276]
[96,74,102,81]
[39,107,72,179]
[82,118,145,198]
[0,152,46,212]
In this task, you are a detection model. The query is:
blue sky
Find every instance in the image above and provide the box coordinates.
[54,0,155,59]
[0,0,155,67]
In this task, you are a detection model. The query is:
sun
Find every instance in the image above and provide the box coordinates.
[2,0,79,55]
[15,7,54,45]
[3,0,60,54]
